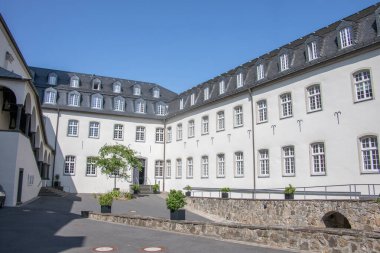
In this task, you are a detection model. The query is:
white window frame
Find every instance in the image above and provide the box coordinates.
[217,153,225,178]
[70,76,79,88]
[179,98,184,110]
[307,85,322,112]
[155,160,164,178]
[282,146,295,176]
[257,64,264,81]
[280,93,293,118]
[92,79,101,90]
[176,124,183,140]
[89,122,100,138]
[235,152,244,177]
[280,53,289,71]
[353,70,373,102]
[91,95,103,109]
[153,87,160,98]
[113,124,123,140]
[135,100,145,113]
[68,92,80,107]
[64,155,75,176]
[166,160,171,178]
[113,82,121,93]
[187,157,193,178]
[67,120,78,137]
[311,143,326,175]
[86,157,97,176]
[234,106,243,127]
[307,41,318,61]
[44,89,57,104]
[216,111,225,131]
[258,149,269,177]
[257,100,267,123]
[156,103,166,115]
[48,73,57,85]
[136,126,146,142]
[360,136,379,173]
[201,156,209,178]
[339,27,353,49]
[236,73,243,88]
[204,87,209,100]
[155,128,164,143]
[190,93,195,106]
[133,85,141,96]
[188,120,195,138]
[219,80,225,95]
[176,159,182,178]
[114,97,125,111]
[201,116,209,135]
[166,127,172,143]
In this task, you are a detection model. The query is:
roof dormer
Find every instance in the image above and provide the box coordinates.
[47,72,57,85]
[336,20,356,49]
[113,81,121,93]
[70,75,80,88]
[152,87,160,98]
[92,78,101,90]
[133,84,141,96]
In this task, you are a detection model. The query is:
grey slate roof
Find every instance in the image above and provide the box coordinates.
[0,67,22,79]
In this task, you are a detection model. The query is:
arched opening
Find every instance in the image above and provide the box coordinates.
[0,86,17,130]
[322,211,351,229]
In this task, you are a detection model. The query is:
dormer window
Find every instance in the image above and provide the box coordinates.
[156,103,166,115]
[307,41,318,61]
[257,64,264,81]
[280,54,289,72]
[113,82,121,93]
[190,93,195,105]
[219,80,225,95]
[114,96,125,111]
[92,78,101,90]
[236,73,243,88]
[339,27,353,49]
[68,91,80,107]
[70,76,80,88]
[204,87,209,100]
[153,87,160,98]
[376,8,380,36]
[135,99,145,113]
[133,85,141,96]
[48,73,57,85]
[44,88,57,104]
[91,94,103,109]
[179,98,184,110]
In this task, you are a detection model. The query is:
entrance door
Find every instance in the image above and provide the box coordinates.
[133,159,146,185]
[17,168,24,204]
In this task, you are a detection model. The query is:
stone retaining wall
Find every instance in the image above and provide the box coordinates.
[88,212,380,253]
[186,197,380,231]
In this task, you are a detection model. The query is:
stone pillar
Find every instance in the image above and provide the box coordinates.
[15,104,23,131]
[24,113,31,135]
[37,161,43,177]
[34,147,39,162]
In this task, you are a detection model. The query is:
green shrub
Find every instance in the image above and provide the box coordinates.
[110,189,121,198]
[152,184,160,193]
[375,198,380,203]
[166,189,186,212]
[184,185,192,191]
[123,192,133,200]
[221,187,230,193]
[98,193,113,206]
[284,184,296,194]
[131,184,140,192]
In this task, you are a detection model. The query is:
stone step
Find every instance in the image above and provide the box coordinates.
[38,187,67,197]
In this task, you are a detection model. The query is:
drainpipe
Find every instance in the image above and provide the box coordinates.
[248,88,256,198]
[163,118,166,192]
[51,108,60,187]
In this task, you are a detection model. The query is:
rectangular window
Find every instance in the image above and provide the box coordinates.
[166,127,172,143]
[257,100,267,123]
[219,80,225,95]
[114,98,124,111]
[187,158,193,178]
[190,93,195,105]
[91,96,102,109]
[217,111,225,131]
[217,154,225,177]
[89,122,100,138]
[236,73,243,88]
[64,156,75,175]
[113,124,123,140]
[179,98,184,110]
[67,120,78,137]
[354,71,373,101]
[155,160,164,178]
[176,159,182,178]
[156,104,165,115]
[156,128,164,143]
[280,54,289,71]
[340,27,353,49]
[307,85,322,112]
[307,41,318,61]
[234,106,243,127]
[44,90,56,104]
[136,101,145,113]
[283,146,295,176]
[68,93,80,106]
[235,152,244,177]
[166,160,171,178]
[280,93,292,118]
[257,64,264,80]
[258,150,269,177]
[136,126,145,142]
[311,143,326,175]
[360,136,379,172]
[201,116,209,135]
[188,120,195,138]
[201,156,209,178]
[86,157,97,176]
[204,87,209,100]
[177,124,183,140]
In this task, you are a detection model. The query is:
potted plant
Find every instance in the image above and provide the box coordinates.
[221,187,230,198]
[284,184,296,200]
[53,174,60,188]
[98,192,113,213]
[152,183,160,193]
[166,189,186,220]
[131,184,140,194]
[184,185,192,197]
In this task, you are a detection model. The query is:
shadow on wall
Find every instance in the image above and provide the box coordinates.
[322,211,352,229]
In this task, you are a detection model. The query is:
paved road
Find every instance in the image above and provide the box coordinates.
[0,195,293,253]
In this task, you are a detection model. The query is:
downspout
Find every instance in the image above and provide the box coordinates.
[248,88,256,198]
[51,108,60,187]
[163,118,166,192]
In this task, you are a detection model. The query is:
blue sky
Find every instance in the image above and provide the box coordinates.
[1,0,379,93]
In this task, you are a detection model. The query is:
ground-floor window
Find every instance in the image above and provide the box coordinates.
[86,157,96,176]
[64,155,76,175]
[155,160,164,178]
[258,150,269,177]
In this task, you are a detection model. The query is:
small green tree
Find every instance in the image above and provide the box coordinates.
[95,144,142,190]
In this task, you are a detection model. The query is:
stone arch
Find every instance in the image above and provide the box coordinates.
[322,211,351,229]
[0,86,17,129]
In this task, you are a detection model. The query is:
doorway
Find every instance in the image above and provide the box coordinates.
[17,168,24,204]
[133,159,146,185]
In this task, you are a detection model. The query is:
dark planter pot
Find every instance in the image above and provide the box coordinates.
[285,193,294,200]
[221,192,229,199]
[185,191,191,197]
[53,181,60,188]
[133,190,139,195]
[81,211,89,218]
[153,191,159,194]
[57,186,64,191]
[101,205,112,213]
[170,209,185,220]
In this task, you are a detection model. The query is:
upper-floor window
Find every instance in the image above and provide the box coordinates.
[89,122,100,138]
[188,120,195,138]
[136,126,145,142]
[91,94,103,109]
[257,64,264,81]
[257,100,267,123]
[135,99,145,113]
[353,70,373,102]
[114,96,125,111]
[179,98,184,110]
[339,27,353,49]
[201,116,209,135]
[280,54,289,72]
[190,93,195,106]
[113,82,121,93]
[235,152,244,177]
[234,106,243,127]
[68,91,80,107]
[70,75,80,88]
[4,51,14,70]
[187,157,193,178]
[219,80,225,95]
[204,87,209,100]
[280,93,292,118]
[258,149,269,177]
[166,127,172,143]
[156,103,166,115]
[133,85,141,96]
[176,159,182,178]
[360,136,379,173]
[177,123,183,140]
[155,160,164,178]
[113,124,123,140]
[44,88,57,104]
[155,128,164,143]
[307,41,318,61]
[64,156,75,175]
[48,73,57,85]
[283,146,295,176]
[86,157,97,176]
[201,156,209,178]
[217,153,225,178]
[153,87,160,98]
[166,160,172,178]
[67,120,79,137]
[216,111,225,131]
[307,85,322,112]
[311,143,326,175]
[236,73,243,88]
[92,78,101,90]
